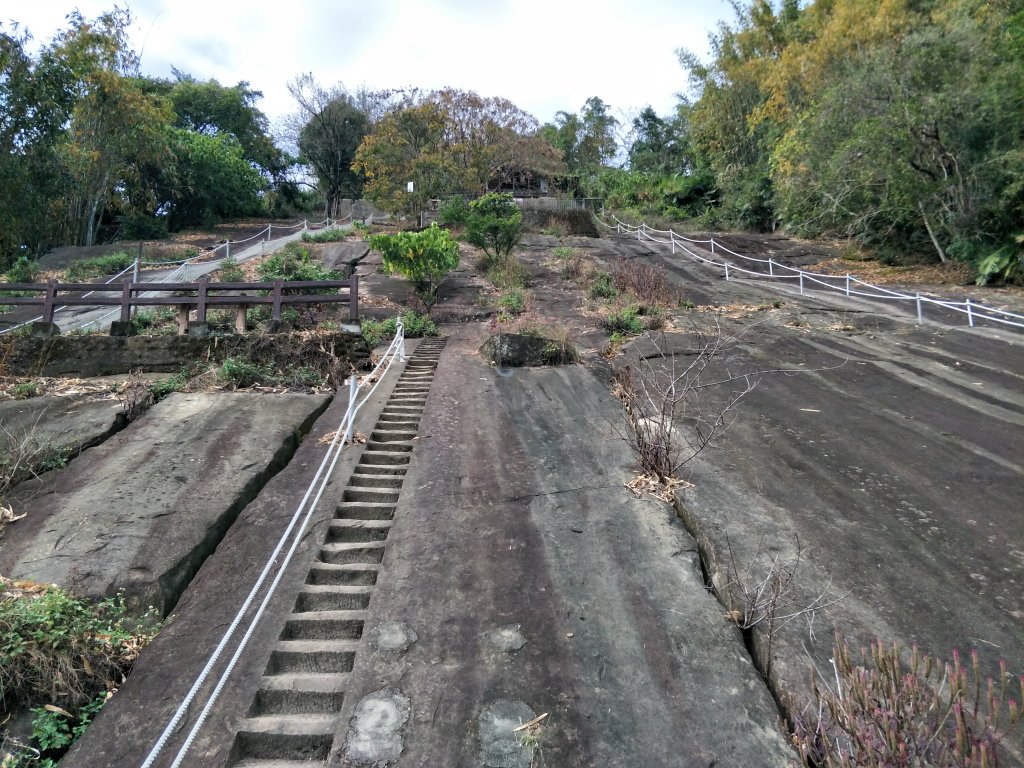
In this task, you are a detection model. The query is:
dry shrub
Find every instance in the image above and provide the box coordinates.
[793,636,1023,767]
[613,326,758,480]
[613,260,679,306]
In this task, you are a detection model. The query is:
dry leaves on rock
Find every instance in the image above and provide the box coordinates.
[624,472,689,502]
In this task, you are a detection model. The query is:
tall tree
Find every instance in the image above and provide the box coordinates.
[288,74,370,218]
[353,89,564,214]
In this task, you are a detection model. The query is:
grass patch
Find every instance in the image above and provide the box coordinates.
[256,243,341,287]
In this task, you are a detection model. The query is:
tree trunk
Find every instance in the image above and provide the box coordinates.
[918,201,947,264]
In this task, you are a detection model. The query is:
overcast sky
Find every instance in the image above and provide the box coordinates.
[5,1,735,138]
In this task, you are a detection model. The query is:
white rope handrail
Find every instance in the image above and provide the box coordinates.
[141,318,407,768]
[594,213,1024,331]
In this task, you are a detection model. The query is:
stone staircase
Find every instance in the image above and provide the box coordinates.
[229,337,448,767]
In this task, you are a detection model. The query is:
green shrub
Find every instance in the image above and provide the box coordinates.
[11,693,108,768]
[256,243,341,285]
[552,245,574,260]
[4,256,40,284]
[438,196,470,228]
[301,227,349,243]
[466,193,523,265]
[589,270,617,299]
[975,238,1023,285]
[497,288,526,315]
[64,252,135,282]
[602,305,644,335]
[0,585,157,712]
[11,381,39,399]
[368,223,460,307]
[216,257,246,283]
[361,311,438,348]
[130,308,177,334]
[218,357,276,388]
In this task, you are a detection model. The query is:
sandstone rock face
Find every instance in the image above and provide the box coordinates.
[0,391,330,615]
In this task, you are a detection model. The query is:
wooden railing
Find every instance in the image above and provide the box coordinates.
[0,275,358,334]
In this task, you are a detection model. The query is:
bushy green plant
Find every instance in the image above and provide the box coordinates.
[4,256,40,284]
[368,223,459,307]
[64,252,135,282]
[218,357,276,388]
[256,243,341,285]
[120,213,169,241]
[487,258,530,290]
[301,227,349,243]
[975,238,1023,286]
[602,305,644,335]
[438,196,470,228]
[11,693,108,767]
[361,311,439,348]
[12,381,39,399]
[552,246,574,260]
[466,193,523,265]
[130,308,177,334]
[589,270,617,299]
[0,585,156,712]
[497,288,526,315]
[216,257,246,283]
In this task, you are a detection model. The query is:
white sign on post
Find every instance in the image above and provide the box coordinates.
[406,181,414,193]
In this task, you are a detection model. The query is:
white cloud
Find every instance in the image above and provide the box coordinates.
[5,0,733,134]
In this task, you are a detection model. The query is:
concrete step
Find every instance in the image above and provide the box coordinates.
[318,542,385,564]
[358,450,410,466]
[280,611,366,639]
[231,715,335,762]
[376,413,421,423]
[334,502,396,521]
[369,429,418,443]
[348,473,403,489]
[233,759,328,768]
[265,641,358,675]
[353,463,407,476]
[293,586,372,613]
[305,563,378,587]
[250,686,346,716]
[370,430,417,442]
[326,518,392,543]
[342,487,400,504]
[364,442,411,454]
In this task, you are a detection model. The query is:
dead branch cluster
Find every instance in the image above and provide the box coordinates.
[612,324,759,481]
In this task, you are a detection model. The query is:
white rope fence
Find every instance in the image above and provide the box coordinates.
[596,214,1024,332]
[1,217,353,335]
[140,317,406,768]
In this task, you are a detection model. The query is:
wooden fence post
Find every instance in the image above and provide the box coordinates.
[272,279,283,321]
[42,279,57,323]
[350,274,359,320]
[196,276,209,323]
[120,278,132,323]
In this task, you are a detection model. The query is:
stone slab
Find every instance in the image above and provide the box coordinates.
[0,392,330,615]
[333,327,796,767]
[0,395,124,486]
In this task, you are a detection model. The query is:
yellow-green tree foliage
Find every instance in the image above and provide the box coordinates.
[680,0,1024,270]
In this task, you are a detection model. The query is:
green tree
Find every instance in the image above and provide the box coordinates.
[542,97,619,178]
[288,75,370,218]
[354,89,564,214]
[368,223,460,307]
[465,193,523,265]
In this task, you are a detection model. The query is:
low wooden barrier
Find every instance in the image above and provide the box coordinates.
[1,275,358,334]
